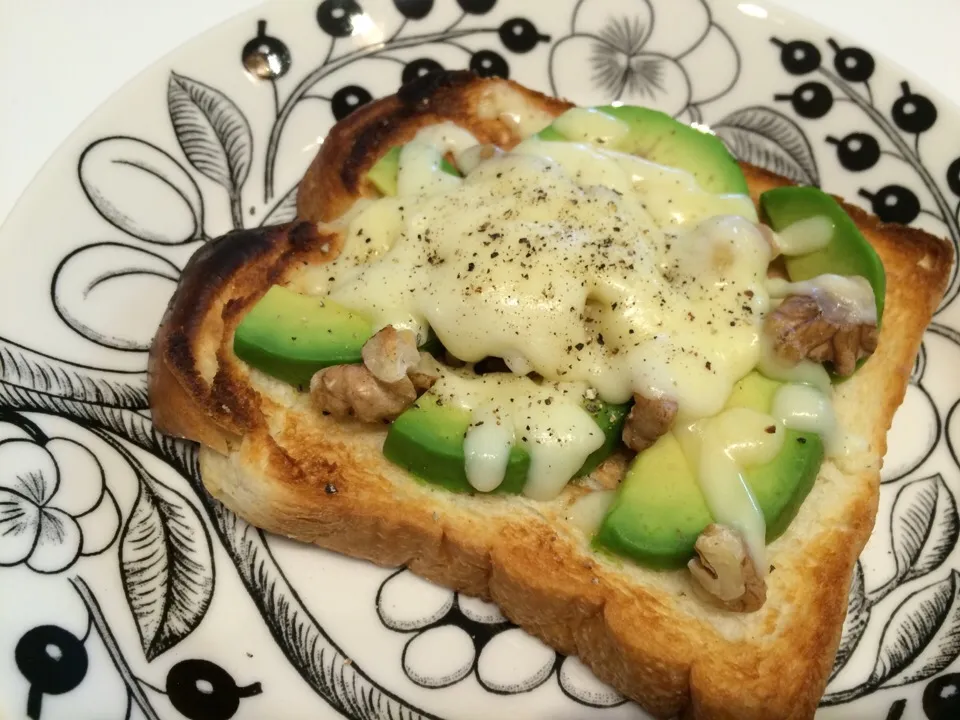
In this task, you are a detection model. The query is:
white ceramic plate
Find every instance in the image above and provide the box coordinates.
[1,1,959,718]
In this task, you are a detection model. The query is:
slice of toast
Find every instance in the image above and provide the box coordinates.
[148,72,953,719]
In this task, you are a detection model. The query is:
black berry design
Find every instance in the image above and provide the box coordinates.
[402,58,444,86]
[457,0,496,13]
[316,0,364,37]
[241,20,291,80]
[923,673,960,720]
[827,132,881,172]
[946,157,960,196]
[498,18,550,53]
[827,39,875,83]
[859,185,921,224]
[470,50,509,78]
[331,85,372,120]
[892,81,938,134]
[166,659,262,720]
[16,625,89,720]
[393,0,433,19]
[774,81,834,119]
[772,38,821,75]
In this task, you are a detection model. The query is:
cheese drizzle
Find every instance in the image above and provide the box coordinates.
[293,104,844,568]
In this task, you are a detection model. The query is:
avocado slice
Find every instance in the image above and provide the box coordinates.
[234,285,372,390]
[534,126,566,142]
[234,285,440,390]
[383,394,530,494]
[575,400,631,478]
[366,145,460,196]
[595,372,824,569]
[724,372,825,540]
[760,186,886,322]
[593,432,713,569]
[383,391,629,493]
[540,105,748,196]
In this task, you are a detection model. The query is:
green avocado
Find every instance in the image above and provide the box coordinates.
[233,285,439,390]
[382,394,530,494]
[540,105,749,196]
[576,399,631,478]
[234,285,372,390]
[760,186,886,322]
[594,372,824,569]
[593,432,713,569]
[366,145,460,196]
[383,389,629,494]
[533,125,567,142]
[724,373,825,540]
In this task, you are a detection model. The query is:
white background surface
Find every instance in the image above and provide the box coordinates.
[1,0,958,224]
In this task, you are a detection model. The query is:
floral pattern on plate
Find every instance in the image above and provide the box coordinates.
[1,0,959,718]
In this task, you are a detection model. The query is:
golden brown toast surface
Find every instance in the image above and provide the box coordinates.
[148,72,953,720]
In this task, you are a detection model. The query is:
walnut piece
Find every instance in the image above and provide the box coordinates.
[361,326,422,383]
[311,327,439,423]
[408,352,442,393]
[310,365,417,423]
[621,394,678,452]
[688,524,766,613]
[765,293,878,377]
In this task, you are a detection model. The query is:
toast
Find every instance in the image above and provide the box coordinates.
[148,72,954,719]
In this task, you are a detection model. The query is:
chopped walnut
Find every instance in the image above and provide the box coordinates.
[361,326,421,383]
[688,524,766,613]
[765,293,878,377]
[407,352,442,393]
[621,394,678,453]
[311,328,438,424]
[310,365,417,423]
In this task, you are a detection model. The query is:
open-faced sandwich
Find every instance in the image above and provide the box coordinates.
[148,71,954,719]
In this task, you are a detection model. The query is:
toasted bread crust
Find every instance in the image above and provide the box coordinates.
[148,73,953,719]
[297,70,570,224]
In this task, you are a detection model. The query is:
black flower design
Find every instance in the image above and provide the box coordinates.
[0,438,118,573]
[376,569,624,706]
[549,0,739,117]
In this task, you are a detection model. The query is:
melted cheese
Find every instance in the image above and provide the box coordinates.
[772,383,839,455]
[478,84,558,138]
[463,405,515,492]
[551,107,630,146]
[329,147,769,422]
[302,112,838,510]
[397,122,476,197]
[676,407,783,571]
[432,370,604,500]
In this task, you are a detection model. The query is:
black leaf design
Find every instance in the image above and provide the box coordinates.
[119,449,214,661]
[0,337,148,409]
[911,342,927,384]
[0,381,196,480]
[260,183,299,226]
[51,242,181,352]
[207,498,440,720]
[0,369,443,717]
[78,135,206,245]
[891,475,959,585]
[830,560,870,680]
[869,570,960,688]
[167,72,253,199]
[713,106,820,186]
